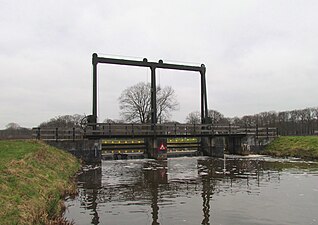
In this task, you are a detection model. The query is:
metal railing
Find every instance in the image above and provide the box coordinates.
[33,123,278,141]
[32,127,83,141]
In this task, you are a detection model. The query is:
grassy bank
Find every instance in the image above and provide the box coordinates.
[0,140,80,225]
[265,136,318,160]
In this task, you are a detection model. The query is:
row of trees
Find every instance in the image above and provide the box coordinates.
[39,114,84,128]
[186,110,227,125]
[231,108,318,136]
[186,108,318,136]
[0,123,32,139]
[35,82,179,128]
[36,107,318,136]
[116,82,318,135]
[4,82,317,137]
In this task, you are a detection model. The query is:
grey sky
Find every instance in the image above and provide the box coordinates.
[1,0,318,129]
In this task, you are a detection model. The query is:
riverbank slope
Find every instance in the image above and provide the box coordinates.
[0,140,80,225]
[265,136,318,160]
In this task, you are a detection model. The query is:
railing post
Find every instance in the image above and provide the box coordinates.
[174,123,177,136]
[266,125,269,140]
[55,127,58,142]
[108,123,111,138]
[256,124,259,139]
[166,124,169,135]
[153,123,157,136]
[229,123,231,135]
[132,124,134,137]
[37,127,41,140]
[73,127,75,141]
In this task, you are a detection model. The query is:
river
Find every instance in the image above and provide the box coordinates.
[64,155,318,225]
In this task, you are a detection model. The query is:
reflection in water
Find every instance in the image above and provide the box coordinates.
[65,157,318,225]
[201,174,213,225]
[143,161,167,225]
[76,165,102,225]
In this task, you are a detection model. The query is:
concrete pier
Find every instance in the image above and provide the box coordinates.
[201,136,225,157]
[146,138,168,160]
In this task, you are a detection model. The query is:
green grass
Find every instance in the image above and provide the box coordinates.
[0,140,80,225]
[265,136,318,160]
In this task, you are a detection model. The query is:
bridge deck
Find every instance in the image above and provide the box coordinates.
[33,123,277,141]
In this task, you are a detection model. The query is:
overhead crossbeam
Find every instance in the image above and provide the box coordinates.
[92,53,209,124]
[94,55,204,72]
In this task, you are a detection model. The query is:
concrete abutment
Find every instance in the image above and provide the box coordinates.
[45,140,102,164]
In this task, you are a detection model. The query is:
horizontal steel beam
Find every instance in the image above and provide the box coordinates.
[93,53,205,73]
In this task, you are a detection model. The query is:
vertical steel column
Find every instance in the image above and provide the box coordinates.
[150,66,157,124]
[92,53,98,123]
[202,65,208,122]
[200,64,207,124]
[201,73,205,124]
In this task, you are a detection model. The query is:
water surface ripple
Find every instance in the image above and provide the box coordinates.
[65,156,318,225]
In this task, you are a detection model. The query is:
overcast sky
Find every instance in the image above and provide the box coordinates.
[1,0,318,128]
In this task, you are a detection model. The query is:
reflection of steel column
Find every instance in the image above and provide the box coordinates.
[78,166,102,224]
[144,161,167,225]
[198,159,215,225]
[201,178,211,225]
[151,189,159,225]
[92,53,98,123]
[151,66,157,125]
[91,188,100,225]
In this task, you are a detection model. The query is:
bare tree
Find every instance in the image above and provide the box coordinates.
[300,108,313,135]
[208,109,227,125]
[312,107,318,133]
[157,86,179,123]
[230,117,242,126]
[5,122,21,130]
[185,111,201,124]
[39,114,84,128]
[185,109,228,125]
[1,123,31,139]
[103,118,124,124]
[119,82,179,123]
[103,118,116,124]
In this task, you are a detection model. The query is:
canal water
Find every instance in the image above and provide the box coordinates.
[64,156,318,225]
